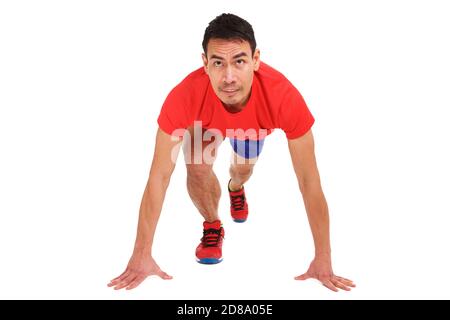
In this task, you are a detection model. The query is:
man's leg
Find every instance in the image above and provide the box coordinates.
[228,138,264,190]
[183,126,225,264]
[229,155,255,191]
[227,138,265,222]
[186,164,221,222]
[184,126,223,222]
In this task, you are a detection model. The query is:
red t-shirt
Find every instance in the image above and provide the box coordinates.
[157,61,314,140]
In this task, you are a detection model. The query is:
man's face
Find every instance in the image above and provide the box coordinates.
[202,39,260,109]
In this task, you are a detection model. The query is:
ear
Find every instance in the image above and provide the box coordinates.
[202,53,208,73]
[253,48,261,71]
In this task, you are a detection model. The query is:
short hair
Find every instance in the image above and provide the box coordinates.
[202,13,257,56]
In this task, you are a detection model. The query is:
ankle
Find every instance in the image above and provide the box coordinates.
[204,216,220,223]
[228,179,243,192]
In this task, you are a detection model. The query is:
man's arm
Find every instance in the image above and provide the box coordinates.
[108,128,182,290]
[288,129,355,292]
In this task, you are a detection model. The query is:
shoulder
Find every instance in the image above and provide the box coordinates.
[163,66,210,111]
[174,66,210,93]
[256,62,291,84]
[255,62,296,93]
[256,61,300,105]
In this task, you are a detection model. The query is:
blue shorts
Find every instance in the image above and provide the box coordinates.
[229,138,265,159]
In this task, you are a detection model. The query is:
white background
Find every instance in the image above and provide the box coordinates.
[1,0,449,299]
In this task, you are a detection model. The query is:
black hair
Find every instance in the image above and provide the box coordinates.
[202,13,257,56]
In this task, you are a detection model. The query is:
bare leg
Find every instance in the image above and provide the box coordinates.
[187,164,221,222]
[184,126,223,222]
[229,153,256,191]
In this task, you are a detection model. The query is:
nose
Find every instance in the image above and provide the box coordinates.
[223,65,236,84]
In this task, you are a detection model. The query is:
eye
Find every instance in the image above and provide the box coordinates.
[213,61,222,67]
[236,59,245,65]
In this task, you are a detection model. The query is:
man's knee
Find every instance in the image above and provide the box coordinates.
[187,164,213,181]
[230,164,253,178]
[182,126,222,165]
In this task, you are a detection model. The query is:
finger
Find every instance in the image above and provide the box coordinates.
[331,278,351,291]
[108,270,130,287]
[114,276,136,290]
[322,280,339,292]
[294,273,309,280]
[114,274,137,290]
[126,276,146,290]
[156,269,173,280]
[336,276,356,287]
[335,275,352,282]
[110,269,128,282]
[108,275,129,287]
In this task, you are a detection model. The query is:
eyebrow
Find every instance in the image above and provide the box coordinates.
[209,52,249,60]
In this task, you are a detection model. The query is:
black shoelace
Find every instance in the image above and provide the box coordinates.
[230,194,245,211]
[201,228,223,247]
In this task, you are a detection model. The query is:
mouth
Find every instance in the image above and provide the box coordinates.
[222,88,239,96]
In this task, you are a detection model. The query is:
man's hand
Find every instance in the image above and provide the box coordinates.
[295,255,355,292]
[108,254,172,290]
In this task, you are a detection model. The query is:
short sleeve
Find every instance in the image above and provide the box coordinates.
[278,85,315,139]
[157,83,191,137]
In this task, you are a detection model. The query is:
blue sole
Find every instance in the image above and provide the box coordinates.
[233,219,247,223]
[197,258,223,264]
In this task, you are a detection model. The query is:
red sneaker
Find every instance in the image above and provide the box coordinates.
[228,179,248,223]
[195,220,225,264]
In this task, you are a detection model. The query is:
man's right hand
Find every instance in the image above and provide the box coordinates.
[107,254,173,290]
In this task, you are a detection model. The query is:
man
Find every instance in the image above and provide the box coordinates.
[108,13,355,292]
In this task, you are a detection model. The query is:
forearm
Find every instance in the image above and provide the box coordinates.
[133,172,171,256]
[300,184,331,257]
